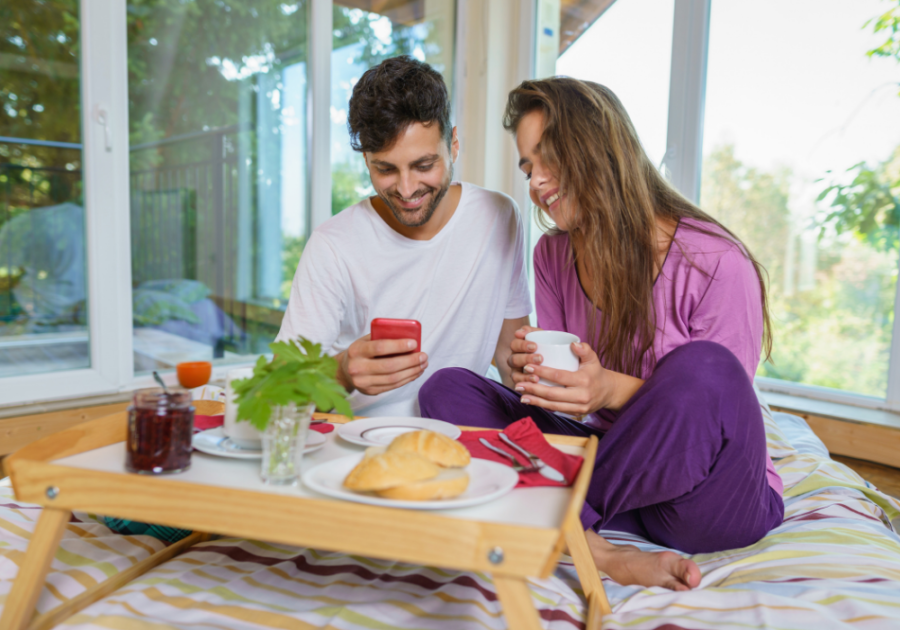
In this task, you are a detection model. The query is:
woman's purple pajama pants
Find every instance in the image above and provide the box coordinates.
[418,341,783,554]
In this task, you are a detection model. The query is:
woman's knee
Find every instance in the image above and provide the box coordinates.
[657,341,747,383]
[418,367,467,402]
[651,341,756,407]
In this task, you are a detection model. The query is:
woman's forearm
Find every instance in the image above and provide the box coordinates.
[602,371,645,411]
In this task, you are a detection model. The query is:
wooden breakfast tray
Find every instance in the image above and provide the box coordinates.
[2,411,610,630]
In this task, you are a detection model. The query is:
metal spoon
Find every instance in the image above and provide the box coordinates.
[152,371,169,394]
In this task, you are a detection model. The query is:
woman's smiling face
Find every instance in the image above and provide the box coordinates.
[515,109,571,231]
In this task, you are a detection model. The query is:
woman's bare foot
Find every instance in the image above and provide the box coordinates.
[584,530,701,591]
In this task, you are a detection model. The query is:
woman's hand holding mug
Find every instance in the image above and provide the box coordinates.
[508,326,643,415]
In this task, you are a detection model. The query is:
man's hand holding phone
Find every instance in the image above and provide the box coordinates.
[336,319,426,396]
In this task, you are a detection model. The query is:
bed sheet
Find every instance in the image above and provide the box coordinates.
[4,407,900,629]
[0,484,167,616]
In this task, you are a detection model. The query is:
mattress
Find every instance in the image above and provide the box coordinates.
[3,405,900,629]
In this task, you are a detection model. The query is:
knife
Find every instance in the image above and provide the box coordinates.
[498,432,566,483]
[478,438,535,472]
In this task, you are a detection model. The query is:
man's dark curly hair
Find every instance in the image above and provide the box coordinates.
[348,56,452,153]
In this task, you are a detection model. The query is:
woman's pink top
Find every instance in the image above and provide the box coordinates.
[533,218,783,494]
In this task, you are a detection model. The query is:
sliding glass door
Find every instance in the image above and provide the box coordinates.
[125,1,310,373]
[0,0,458,408]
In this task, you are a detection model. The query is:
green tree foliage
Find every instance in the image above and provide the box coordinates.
[280,234,306,301]
[818,1,900,250]
[867,0,900,93]
[817,149,900,252]
[3,2,418,168]
[701,144,791,294]
[332,159,372,215]
[702,143,897,396]
[0,1,80,150]
[0,1,83,224]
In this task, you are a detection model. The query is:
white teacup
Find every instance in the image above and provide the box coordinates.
[524,330,581,387]
[224,367,262,449]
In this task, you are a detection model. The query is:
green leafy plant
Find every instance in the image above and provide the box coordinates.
[232,337,352,431]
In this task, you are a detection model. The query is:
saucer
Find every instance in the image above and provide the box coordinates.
[336,416,461,447]
[193,427,326,459]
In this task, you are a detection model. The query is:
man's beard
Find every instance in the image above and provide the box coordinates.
[377,166,453,228]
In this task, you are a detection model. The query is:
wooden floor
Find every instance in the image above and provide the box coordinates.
[832,455,900,499]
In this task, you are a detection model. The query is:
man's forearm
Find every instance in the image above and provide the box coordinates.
[494,351,515,388]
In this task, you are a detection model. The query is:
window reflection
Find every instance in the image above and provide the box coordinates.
[0,0,89,377]
[126,1,309,372]
[330,1,456,217]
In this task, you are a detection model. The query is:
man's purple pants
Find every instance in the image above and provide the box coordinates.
[419,341,783,554]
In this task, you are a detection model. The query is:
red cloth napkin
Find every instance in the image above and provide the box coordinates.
[458,417,583,487]
[192,415,335,434]
[194,414,224,432]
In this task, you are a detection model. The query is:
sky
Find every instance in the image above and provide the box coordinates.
[557,0,900,186]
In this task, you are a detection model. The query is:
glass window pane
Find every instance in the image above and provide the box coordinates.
[701,0,900,398]
[556,0,674,169]
[538,0,674,306]
[126,1,309,374]
[330,1,457,215]
[0,1,89,377]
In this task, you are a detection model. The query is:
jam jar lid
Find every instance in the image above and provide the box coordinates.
[132,387,192,409]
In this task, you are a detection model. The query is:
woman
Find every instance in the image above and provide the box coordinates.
[418,78,784,591]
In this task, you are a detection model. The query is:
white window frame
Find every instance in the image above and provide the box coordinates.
[1,0,473,410]
[663,0,900,413]
[1,0,134,408]
[14,0,896,417]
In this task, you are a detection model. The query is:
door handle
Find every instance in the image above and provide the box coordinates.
[94,104,112,152]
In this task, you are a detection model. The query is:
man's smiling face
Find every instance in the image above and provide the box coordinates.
[365,122,458,228]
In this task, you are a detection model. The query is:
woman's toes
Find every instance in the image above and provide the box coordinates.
[658,551,701,589]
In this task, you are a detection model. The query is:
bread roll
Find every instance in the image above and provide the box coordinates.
[375,469,469,500]
[387,430,470,468]
[343,451,439,492]
[193,400,224,416]
[363,445,386,459]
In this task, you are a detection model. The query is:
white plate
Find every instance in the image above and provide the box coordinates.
[192,427,326,460]
[302,454,519,510]
[337,416,462,447]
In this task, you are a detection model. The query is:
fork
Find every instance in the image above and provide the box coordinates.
[478,438,539,472]
[498,432,566,483]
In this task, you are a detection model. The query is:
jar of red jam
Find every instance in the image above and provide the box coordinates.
[126,388,194,474]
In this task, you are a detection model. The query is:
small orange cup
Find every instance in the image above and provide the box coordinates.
[176,361,212,389]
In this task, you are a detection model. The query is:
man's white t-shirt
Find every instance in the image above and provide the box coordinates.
[277,182,532,417]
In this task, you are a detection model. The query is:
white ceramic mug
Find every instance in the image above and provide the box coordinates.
[524,330,581,387]
[223,367,262,449]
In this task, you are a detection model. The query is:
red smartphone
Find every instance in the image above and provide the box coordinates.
[370,318,422,354]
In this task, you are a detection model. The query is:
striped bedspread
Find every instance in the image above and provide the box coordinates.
[3,415,900,628]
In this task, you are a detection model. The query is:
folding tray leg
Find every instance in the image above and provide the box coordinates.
[0,507,71,630]
[26,531,210,630]
[564,519,612,625]
[494,574,543,630]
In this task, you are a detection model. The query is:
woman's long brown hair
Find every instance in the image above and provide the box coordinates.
[503,77,773,376]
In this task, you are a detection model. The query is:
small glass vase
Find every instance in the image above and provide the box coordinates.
[260,403,314,485]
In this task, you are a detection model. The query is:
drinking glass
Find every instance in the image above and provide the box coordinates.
[260,403,315,485]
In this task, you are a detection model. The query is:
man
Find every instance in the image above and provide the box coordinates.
[277,56,531,417]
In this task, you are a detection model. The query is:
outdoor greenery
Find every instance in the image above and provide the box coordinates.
[701,0,900,397]
[6,1,897,397]
[0,1,82,225]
